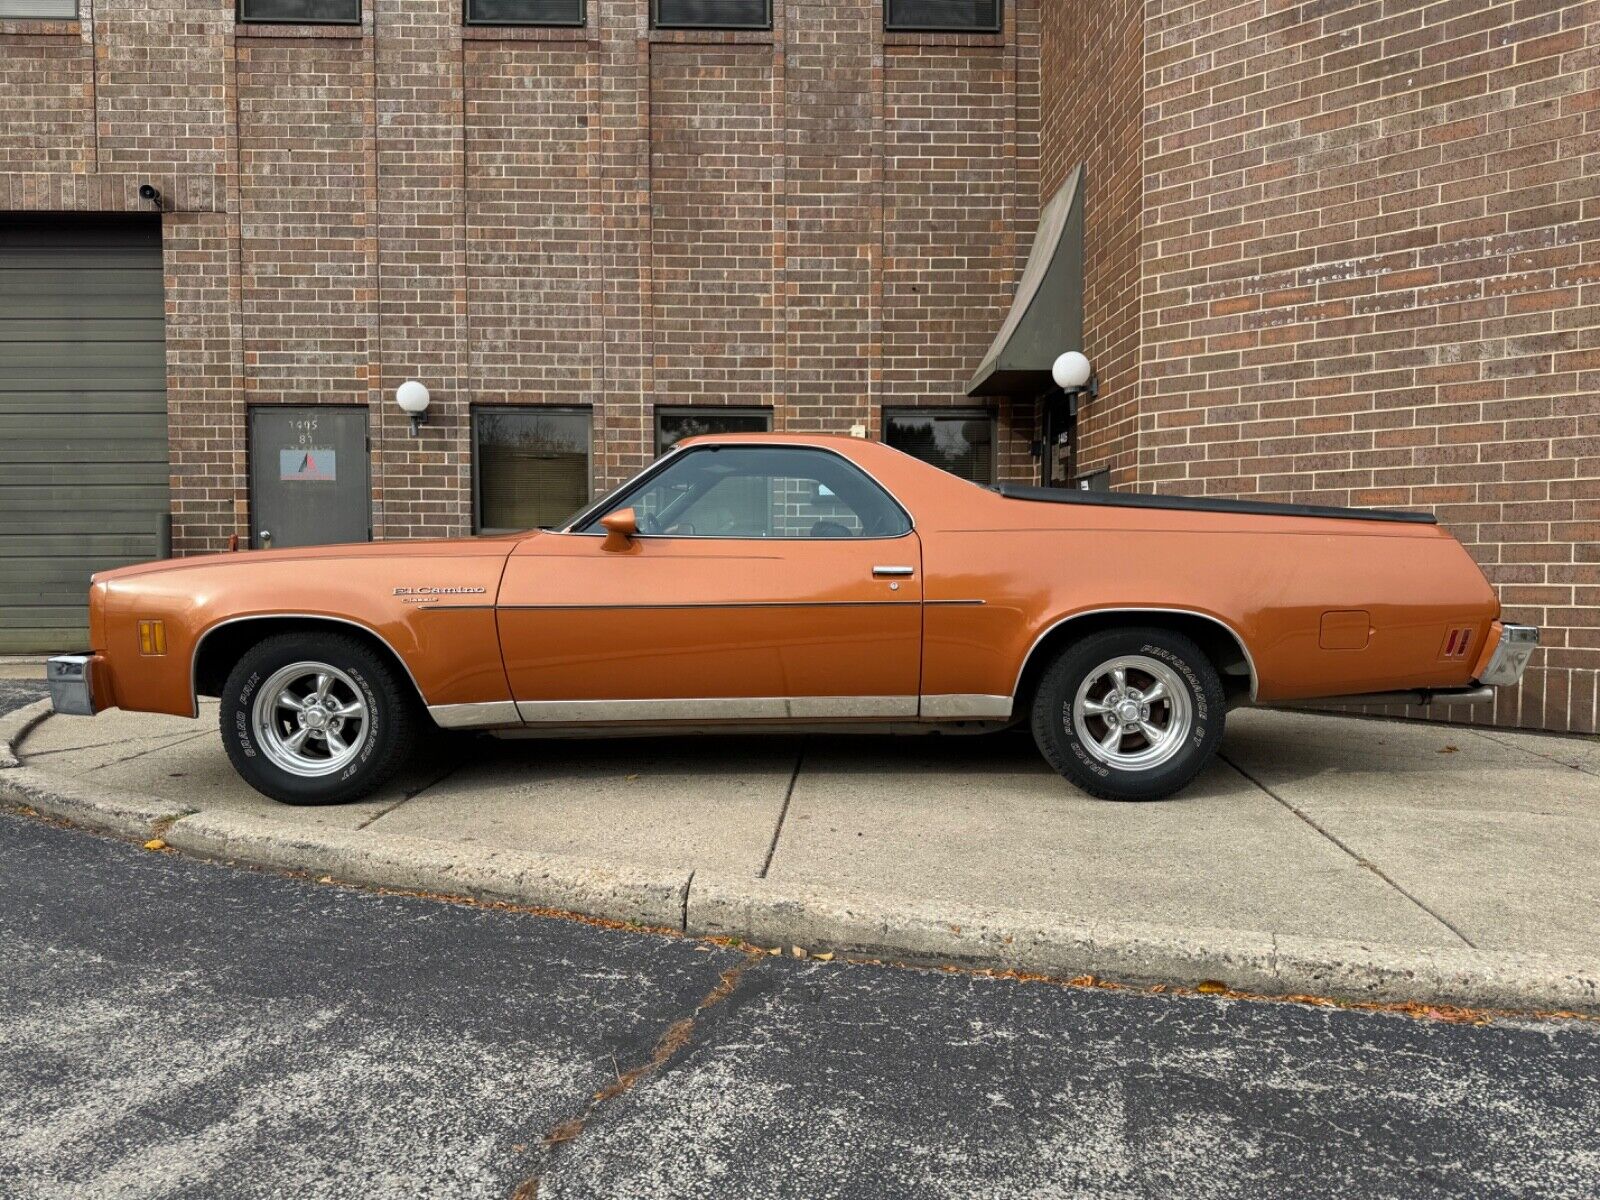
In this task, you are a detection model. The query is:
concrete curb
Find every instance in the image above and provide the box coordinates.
[687,875,1600,1013]
[6,708,1599,1014]
[162,810,691,929]
[0,697,51,769]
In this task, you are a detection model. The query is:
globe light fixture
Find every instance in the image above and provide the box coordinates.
[1051,350,1094,395]
[396,379,430,436]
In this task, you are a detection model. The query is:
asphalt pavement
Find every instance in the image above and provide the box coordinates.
[4,679,1600,1198]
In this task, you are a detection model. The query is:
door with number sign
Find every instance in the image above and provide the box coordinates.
[248,407,371,550]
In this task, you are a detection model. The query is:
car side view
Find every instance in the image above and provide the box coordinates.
[48,434,1538,804]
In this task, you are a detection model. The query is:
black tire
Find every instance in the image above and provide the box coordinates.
[1030,626,1225,802]
[219,631,417,806]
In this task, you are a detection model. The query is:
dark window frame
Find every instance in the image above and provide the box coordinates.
[883,406,998,485]
[236,0,362,25]
[884,0,1002,34]
[471,404,594,535]
[463,0,586,28]
[651,0,772,31]
[654,405,773,456]
[571,444,914,541]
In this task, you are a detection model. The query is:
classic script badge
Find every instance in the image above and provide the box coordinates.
[394,586,487,604]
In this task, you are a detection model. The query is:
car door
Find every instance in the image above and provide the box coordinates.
[496,444,923,722]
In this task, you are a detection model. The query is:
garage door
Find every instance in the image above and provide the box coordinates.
[0,214,169,652]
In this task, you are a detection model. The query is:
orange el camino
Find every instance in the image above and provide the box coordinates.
[46,433,1538,805]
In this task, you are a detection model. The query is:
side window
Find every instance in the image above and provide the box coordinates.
[581,446,911,539]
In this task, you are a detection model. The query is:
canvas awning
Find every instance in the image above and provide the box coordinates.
[966,166,1084,397]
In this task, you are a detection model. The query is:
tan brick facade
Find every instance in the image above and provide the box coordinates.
[5,0,1595,734]
[1045,0,1600,734]
[0,0,1037,540]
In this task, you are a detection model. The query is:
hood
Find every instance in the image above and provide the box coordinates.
[92,533,523,583]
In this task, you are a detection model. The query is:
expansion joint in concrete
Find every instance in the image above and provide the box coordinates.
[1219,752,1476,949]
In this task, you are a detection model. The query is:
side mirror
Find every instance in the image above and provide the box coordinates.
[600,507,638,553]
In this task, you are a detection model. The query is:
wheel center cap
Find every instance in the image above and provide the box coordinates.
[1116,699,1141,724]
[305,707,328,730]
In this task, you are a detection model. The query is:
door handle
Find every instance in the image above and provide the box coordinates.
[872,565,914,578]
[259,530,273,550]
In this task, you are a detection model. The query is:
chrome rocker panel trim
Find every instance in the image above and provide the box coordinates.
[427,694,1013,730]
[517,696,920,723]
[429,700,522,729]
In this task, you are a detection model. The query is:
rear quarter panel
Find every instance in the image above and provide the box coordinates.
[910,489,1498,704]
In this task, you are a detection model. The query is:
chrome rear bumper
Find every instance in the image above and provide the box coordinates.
[47,654,99,716]
[1476,623,1539,688]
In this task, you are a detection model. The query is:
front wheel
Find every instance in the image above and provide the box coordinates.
[220,631,417,805]
[1031,626,1225,801]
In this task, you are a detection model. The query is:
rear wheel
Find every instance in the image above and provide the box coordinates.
[1031,626,1224,801]
[220,631,416,806]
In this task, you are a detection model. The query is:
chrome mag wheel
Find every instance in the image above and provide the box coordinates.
[251,661,370,778]
[1071,654,1192,772]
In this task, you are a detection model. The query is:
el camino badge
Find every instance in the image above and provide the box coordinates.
[394,586,487,604]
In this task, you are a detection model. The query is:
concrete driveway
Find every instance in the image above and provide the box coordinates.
[12,702,1599,973]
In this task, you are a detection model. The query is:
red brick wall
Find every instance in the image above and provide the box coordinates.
[1,0,1037,545]
[0,22,94,175]
[1126,0,1600,733]
[650,45,780,411]
[1040,0,1143,486]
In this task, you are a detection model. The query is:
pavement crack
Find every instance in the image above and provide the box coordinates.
[355,762,460,830]
[759,737,805,879]
[511,950,765,1198]
[81,729,215,771]
[1219,752,1477,949]
[1467,727,1598,780]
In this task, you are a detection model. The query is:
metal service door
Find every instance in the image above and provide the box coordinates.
[248,407,370,549]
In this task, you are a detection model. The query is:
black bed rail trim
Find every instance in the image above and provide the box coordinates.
[989,484,1437,525]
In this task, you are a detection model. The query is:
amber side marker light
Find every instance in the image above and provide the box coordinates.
[137,620,167,656]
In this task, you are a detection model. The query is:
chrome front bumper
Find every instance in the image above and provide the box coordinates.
[1477,623,1539,688]
[47,654,99,716]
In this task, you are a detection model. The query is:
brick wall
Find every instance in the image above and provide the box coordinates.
[1039,0,1600,733]
[1040,0,1143,486]
[0,0,1037,533]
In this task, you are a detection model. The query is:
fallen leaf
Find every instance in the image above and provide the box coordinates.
[767,946,782,956]
[626,773,639,781]
[791,946,808,959]
[142,838,166,852]
[1438,745,1459,754]
[814,951,834,962]
[318,875,333,884]
[1196,980,1228,995]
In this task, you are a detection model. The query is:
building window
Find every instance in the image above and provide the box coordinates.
[473,407,593,533]
[464,0,583,25]
[885,0,1000,33]
[652,0,771,31]
[0,0,78,15]
[655,407,772,456]
[236,0,361,24]
[884,408,996,485]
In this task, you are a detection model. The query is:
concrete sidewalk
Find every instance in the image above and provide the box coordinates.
[5,697,1599,1010]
